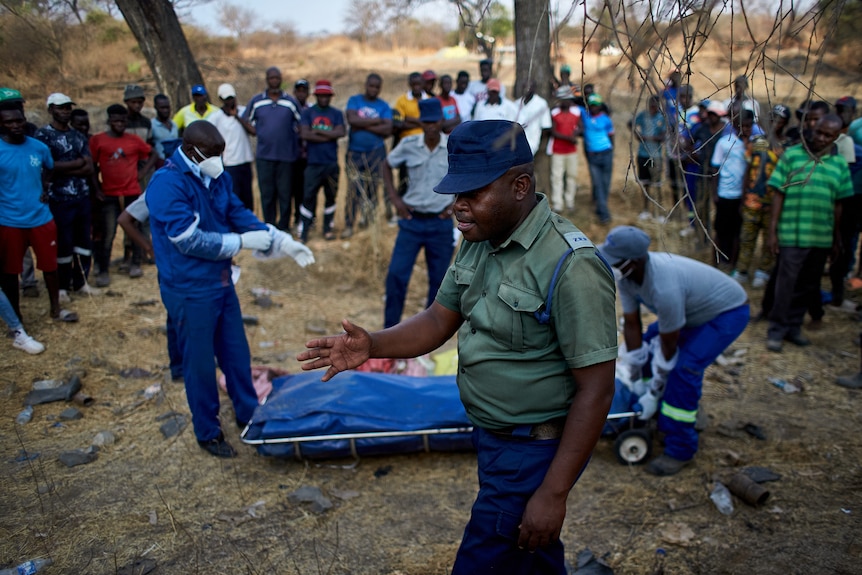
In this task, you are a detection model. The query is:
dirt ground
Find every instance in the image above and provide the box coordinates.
[2,42,862,575]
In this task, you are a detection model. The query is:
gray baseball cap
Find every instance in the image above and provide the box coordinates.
[597,226,651,266]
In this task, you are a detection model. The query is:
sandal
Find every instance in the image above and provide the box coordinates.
[52,309,79,323]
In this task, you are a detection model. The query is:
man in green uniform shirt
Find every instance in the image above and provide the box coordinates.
[298,120,617,575]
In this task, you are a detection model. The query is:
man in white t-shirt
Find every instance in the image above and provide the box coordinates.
[466,58,506,106]
[710,109,753,269]
[514,80,552,156]
[207,83,256,210]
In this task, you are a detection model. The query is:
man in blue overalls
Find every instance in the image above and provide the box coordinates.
[148,121,313,457]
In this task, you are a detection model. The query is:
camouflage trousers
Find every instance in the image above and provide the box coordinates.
[736,203,774,274]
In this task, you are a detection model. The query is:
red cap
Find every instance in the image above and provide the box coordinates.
[422,70,437,80]
[313,80,334,95]
[485,78,502,92]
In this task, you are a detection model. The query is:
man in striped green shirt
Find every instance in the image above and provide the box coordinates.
[765,114,853,352]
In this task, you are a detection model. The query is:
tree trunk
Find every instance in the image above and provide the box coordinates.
[115,0,204,110]
[514,0,552,197]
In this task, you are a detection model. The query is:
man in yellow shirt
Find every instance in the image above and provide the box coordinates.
[173,84,217,135]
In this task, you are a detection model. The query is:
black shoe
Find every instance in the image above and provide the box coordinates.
[645,454,691,476]
[784,333,811,347]
[197,432,237,458]
[236,418,249,431]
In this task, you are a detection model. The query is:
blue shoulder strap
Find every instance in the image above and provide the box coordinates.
[533,248,574,325]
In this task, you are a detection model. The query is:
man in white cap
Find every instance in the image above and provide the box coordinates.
[599,225,749,476]
[207,83,256,210]
[35,93,98,299]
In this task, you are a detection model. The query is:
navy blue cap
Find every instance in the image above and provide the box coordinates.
[597,226,651,266]
[419,98,443,122]
[434,120,533,195]
[191,84,207,96]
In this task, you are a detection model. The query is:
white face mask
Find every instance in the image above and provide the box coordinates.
[612,259,633,282]
[193,145,225,179]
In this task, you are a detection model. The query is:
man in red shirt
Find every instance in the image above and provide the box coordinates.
[549,88,582,213]
[90,104,156,286]
[436,74,461,134]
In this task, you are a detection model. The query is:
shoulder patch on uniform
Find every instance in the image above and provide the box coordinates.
[563,231,594,251]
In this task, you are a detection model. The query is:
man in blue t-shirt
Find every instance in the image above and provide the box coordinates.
[35,92,98,297]
[243,67,303,230]
[0,104,79,326]
[298,80,346,242]
[344,73,392,238]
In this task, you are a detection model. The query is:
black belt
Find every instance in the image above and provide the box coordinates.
[411,210,447,219]
[487,418,566,441]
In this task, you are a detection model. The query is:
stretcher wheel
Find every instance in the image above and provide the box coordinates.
[614,429,652,465]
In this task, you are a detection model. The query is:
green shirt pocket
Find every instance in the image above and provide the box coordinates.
[495,283,549,350]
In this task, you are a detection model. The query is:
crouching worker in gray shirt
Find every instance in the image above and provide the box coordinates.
[600,226,749,476]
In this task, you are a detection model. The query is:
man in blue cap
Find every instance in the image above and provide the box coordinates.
[381,98,453,327]
[172,84,217,136]
[298,120,617,574]
[600,225,749,475]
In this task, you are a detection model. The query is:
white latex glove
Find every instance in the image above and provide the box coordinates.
[634,390,660,421]
[619,342,649,383]
[273,231,315,267]
[240,230,272,251]
[649,337,679,381]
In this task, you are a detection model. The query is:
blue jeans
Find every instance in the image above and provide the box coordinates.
[160,285,258,441]
[384,216,454,328]
[0,288,22,331]
[586,149,613,223]
[451,428,580,575]
[644,303,750,461]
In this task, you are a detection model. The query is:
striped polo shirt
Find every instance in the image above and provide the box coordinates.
[767,144,853,248]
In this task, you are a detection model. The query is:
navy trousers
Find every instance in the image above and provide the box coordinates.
[384,216,454,328]
[452,428,579,575]
[160,285,258,441]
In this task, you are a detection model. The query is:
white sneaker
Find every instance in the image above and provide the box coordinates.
[638,211,652,221]
[752,270,769,289]
[58,289,71,304]
[730,270,749,284]
[829,299,858,313]
[74,283,102,296]
[13,330,45,355]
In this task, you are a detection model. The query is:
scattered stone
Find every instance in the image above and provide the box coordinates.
[116,330,126,339]
[242,315,259,326]
[65,355,83,366]
[58,448,97,467]
[330,488,360,501]
[37,483,53,494]
[89,355,107,367]
[716,449,744,466]
[142,383,162,399]
[32,379,63,390]
[251,287,276,297]
[287,485,333,514]
[158,412,188,438]
[743,423,767,441]
[374,465,392,478]
[120,367,153,379]
[131,299,159,307]
[571,548,614,575]
[59,407,83,421]
[742,466,782,483]
[104,290,123,297]
[23,376,82,405]
[305,319,328,335]
[657,522,696,546]
[92,431,116,446]
[148,510,158,525]
[258,341,275,348]
[117,558,156,575]
[136,328,154,338]
[253,294,274,308]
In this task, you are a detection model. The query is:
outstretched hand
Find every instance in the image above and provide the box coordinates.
[296,319,373,381]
